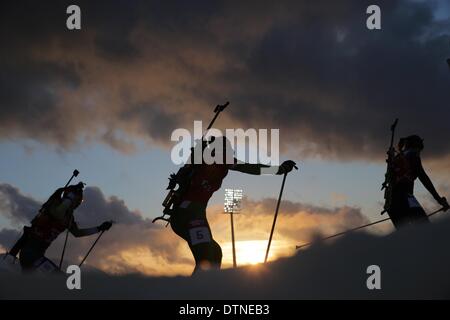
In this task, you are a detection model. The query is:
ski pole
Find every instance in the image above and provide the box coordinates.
[295,206,448,250]
[59,215,74,270]
[264,165,298,263]
[264,173,287,263]
[295,217,391,250]
[428,206,446,217]
[78,230,105,268]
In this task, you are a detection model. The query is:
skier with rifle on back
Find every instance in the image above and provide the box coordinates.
[382,119,449,229]
[7,172,112,272]
[153,102,297,274]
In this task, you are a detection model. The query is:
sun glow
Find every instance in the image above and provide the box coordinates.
[222,239,292,267]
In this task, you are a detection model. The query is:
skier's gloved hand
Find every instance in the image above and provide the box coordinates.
[277,160,297,175]
[97,221,113,232]
[438,197,449,211]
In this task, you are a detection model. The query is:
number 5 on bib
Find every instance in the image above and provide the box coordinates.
[189,227,212,245]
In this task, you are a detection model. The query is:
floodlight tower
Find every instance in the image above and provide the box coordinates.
[224,188,243,268]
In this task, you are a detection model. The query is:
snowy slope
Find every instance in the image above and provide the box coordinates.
[0,253,21,274]
[1,215,450,299]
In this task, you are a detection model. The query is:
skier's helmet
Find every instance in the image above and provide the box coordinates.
[63,182,85,208]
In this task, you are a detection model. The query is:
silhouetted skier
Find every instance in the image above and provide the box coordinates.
[9,182,112,271]
[167,136,296,274]
[387,135,449,229]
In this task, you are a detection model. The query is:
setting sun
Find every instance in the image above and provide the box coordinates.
[221,240,292,267]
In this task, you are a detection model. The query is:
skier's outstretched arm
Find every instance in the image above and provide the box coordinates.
[229,160,297,175]
[70,221,112,237]
[229,162,270,175]
[417,158,449,209]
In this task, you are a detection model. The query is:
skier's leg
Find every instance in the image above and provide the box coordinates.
[170,202,222,273]
[388,207,408,230]
[191,239,222,273]
[408,207,430,225]
[406,195,429,225]
[187,216,223,273]
[170,209,191,243]
[19,240,47,272]
[388,194,410,230]
[9,231,28,258]
[210,239,223,267]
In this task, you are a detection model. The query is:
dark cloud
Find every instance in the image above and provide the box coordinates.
[228,0,450,160]
[119,103,182,143]
[0,184,40,224]
[87,1,141,60]
[2,215,450,299]
[0,1,449,161]
[75,186,152,226]
[244,197,365,217]
[0,229,21,252]
[0,57,81,146]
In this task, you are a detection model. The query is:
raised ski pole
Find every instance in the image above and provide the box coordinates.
[264,165,298,263]
[58,169,80,270]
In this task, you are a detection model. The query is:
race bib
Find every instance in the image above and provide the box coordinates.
[189,226,212,245]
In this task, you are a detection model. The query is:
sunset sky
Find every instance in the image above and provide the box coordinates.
[0,0,449,276]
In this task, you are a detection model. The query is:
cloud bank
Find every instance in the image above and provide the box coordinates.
[0,0,449,162]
